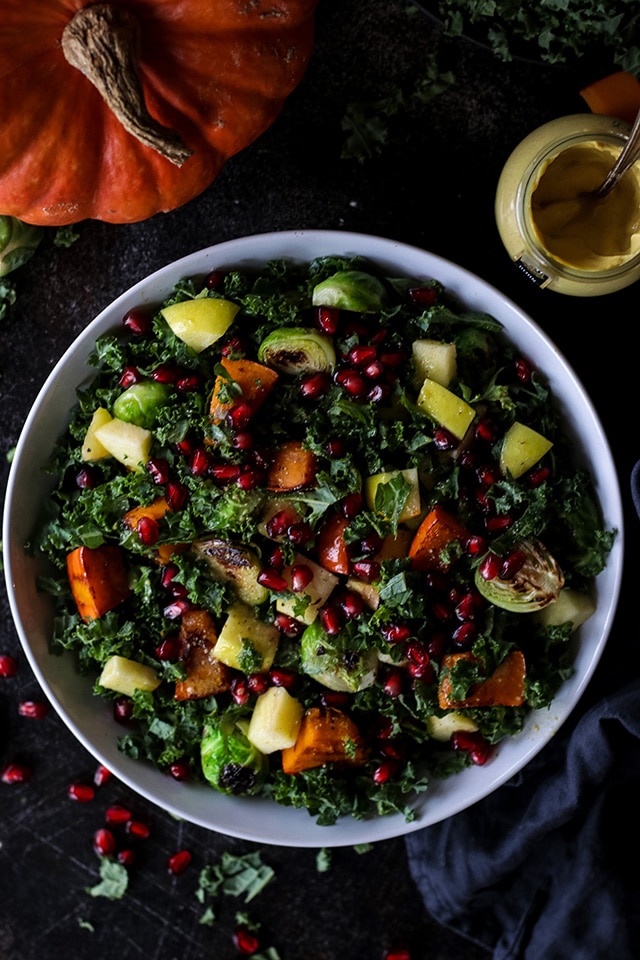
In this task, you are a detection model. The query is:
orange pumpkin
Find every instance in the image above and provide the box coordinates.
[0,0,317,225]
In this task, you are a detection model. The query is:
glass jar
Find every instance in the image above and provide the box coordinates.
[495,114,640,296]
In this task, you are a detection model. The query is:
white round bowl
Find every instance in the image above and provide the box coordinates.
[3,230,624,847]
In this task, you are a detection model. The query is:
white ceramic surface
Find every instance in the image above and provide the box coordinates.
[3,230,624,847]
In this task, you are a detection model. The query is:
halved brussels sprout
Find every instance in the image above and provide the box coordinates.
[258,327,336,374]
[201,717,267,796]
[475,538,564,613]
[312,270,387,313]
[112,381,172,428]
[300,620,378,692]
[191,537,268,606]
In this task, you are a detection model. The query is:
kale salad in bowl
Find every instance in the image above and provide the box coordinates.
[3,231,622,846]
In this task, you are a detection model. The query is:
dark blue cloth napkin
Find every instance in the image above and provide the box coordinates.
[405,467,640,960]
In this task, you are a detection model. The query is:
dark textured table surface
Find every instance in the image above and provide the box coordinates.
[1,2,637,959]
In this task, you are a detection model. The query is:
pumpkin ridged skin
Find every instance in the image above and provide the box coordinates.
[0,0,317,225]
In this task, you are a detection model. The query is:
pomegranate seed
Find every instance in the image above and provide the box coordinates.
[237,469,262,491]
[380,736,406,761]
[351,560,380,582]
[373,715,394,740]
[266,508,297,538]
[269,667,298,689]
[357,532,383,556]
[17,700,48,719]
[336,369,367,398]
[175,437,196,456]
[1,762,31,784]
[287,520,313,547]
[315,305,340,334]
[117,849,137,867]
[383,669,404,698]
[406,640,429,666]
[475,419,497,443]
[432,427,457,450]
[147,457,170,485]
[211,463,241,483]
[232,430,254,451]
[151,362,179,384]
[176,373,200,393]
[427,632,446,660]
[189,447,210,476]
[432,600,452,622]
[167,849,192,876]
[160,563,180,589]
[408,660,436,682]
[382,623,412,644]
[478,553,502,580]
[372,758,400,784]
[68,782,95,803]
[455,592,480,620]
[341,492,363,518]
[408,284,438,308]
[451,730,493,765]
[477,465,499,487]
[258,568,288,592]
[155,636,182,660]
[126,819,151,839]
[367,383,392,403]
[76,466,97,489]
[267,546,285,572]
[220,334,248,357]
[93,828,116,857]
[300,372,331,399]
[233,927,260,956]
[348,344,377,366]
[343,319,369,339]
[290,563,314,592]
[166,481,187,511]
[122,308,151,336]
[515,357,532,383]
[466,534,488,556]
[164,599,191,619]
[228,400,253,431]
[379,350,405,368]
[231,676,250,705]
[273,613,303,638]
[500,550,528,579]
[320,690,350,708]
[528,465,551,487]
[205,270,226,290]
[320,605,342,635]
[486,514,514,532]
[341,590,364,619]
[119,365,143,388]
[105,804,132,825]
[137,515,159,545]
[93,764,112,787]
[169,759,191,780]
[384,947,412,960]
[451,621,476,649]
[325,437,347,458]
[0,654,18,678]
[114,697,134,723]
[363,359,385,380]
[247,673,270,695]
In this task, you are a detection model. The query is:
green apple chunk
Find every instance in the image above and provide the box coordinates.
[94,417,153,472]
[417,377,475,440]
[364,467,421,522]
[247,686,304,753]
[161,297,240,353]
[276,555,339,624]
[214,601,280,672]
[81,407,113,461]
[534,587,595,631]
[99,655,160,696]
[412,339,457,387]
[426,711,479,742]
[500,421,553,479]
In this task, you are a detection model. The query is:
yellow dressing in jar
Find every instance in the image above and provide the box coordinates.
[495,114,640,296]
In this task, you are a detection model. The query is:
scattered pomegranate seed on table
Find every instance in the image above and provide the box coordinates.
[0,654,18,677]
[232,926,260,956]
[17,700,49,719]
[167,849,192,876]
[1,762,32,784]
[93,828,116,857]
[68,782,95,803]
[93,764,112,787]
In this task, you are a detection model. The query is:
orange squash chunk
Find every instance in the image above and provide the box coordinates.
[266,440,317,492]
[316,512,351,575]
[209,357,279,423]
[408,505,469,571]
[281,706,370,775]
[438,650,526,709]
[174,609,233,701]
[122,496,170,530]
[66,544,130,621]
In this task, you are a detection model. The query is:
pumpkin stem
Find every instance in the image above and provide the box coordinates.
[61,4,193,167]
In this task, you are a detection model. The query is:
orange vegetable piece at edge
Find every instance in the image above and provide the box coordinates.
[316,512,351,575]
[122,496,170,530]
[66,544,130,622]
[266,439,317,492]
[579,71,640,126]
[438,650,527,710]
[408,505,469,571]
[209,357,279,423]
[281,706,370,775]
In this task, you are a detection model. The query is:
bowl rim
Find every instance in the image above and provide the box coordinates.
[2,228,624,847]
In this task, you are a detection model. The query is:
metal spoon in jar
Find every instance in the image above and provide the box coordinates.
[591,106,640,201]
